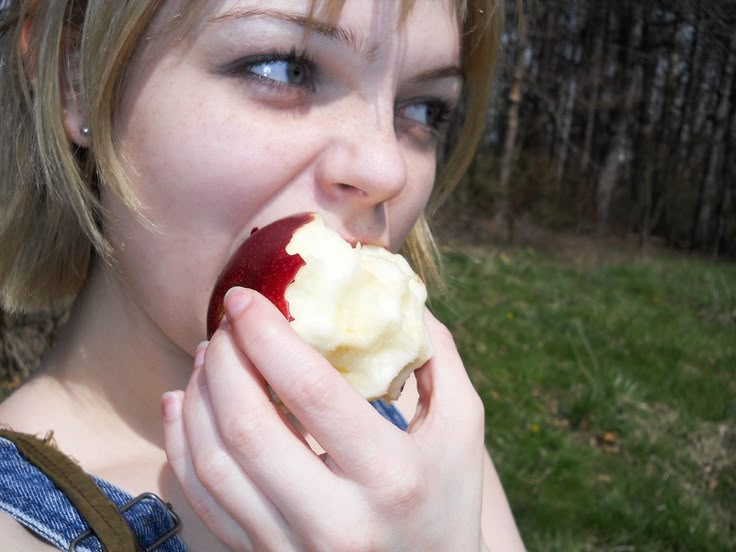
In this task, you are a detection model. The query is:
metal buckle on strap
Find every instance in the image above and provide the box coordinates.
[69,492,182,552]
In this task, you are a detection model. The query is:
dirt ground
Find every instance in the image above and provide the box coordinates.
[432,208,675,265]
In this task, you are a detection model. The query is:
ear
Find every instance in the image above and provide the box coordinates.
[21,10,91,148]
[60,43,91,148]
[62,90,91,148]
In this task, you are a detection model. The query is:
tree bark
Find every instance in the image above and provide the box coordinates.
[555,74,578,190]
[694,33,736,249]
[582,24,605,175]
[498,24,528,243]
[596,6,644,233]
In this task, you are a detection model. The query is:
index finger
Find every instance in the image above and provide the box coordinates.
[223,287,408,476]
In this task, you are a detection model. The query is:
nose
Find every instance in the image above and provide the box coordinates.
[314,104,407,214]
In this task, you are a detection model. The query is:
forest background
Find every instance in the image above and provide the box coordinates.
[450,0,736,255]
[2,0,735,550]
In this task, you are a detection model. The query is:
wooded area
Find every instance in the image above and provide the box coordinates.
[461,0,736,257]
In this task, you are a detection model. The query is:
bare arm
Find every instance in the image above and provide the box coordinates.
[481,448,526,551]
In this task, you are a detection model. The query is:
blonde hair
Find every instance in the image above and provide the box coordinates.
[0,0,503,313]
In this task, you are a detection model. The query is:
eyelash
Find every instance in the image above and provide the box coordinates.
[221,48,456,140]
[397,99,454,133]
[221,47,319,92]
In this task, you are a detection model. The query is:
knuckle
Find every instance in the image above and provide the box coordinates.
[431,318,457,347]
[299,496,377,551]
[192,447,233,491]
[219,408,267,457]
[450,389,486,451]
[381,464,426,514]
[467,390,486,429]
[334,533,377,552]
[310,524,377,552]
[465,405,487,451]
[186,493,216,523]
[292,369,333,413]
[164,442,186,473]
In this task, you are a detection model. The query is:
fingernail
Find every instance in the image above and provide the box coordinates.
[224,287,251,319]
[161,391,182,423]
[194,340,208,368]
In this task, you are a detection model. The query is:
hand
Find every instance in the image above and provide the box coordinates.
[163,287,488,551]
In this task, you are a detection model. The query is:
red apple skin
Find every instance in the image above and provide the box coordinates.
[206,212,316,338]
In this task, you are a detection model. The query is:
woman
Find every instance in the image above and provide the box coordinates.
[0,0,525,549]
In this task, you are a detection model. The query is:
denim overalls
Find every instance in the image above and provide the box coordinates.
[0,401,407,551]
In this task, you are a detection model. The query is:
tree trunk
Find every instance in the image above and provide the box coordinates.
[596,127,625,233]
[596,6,644,233]
[582,27,605,175]
[555,75,578,190]
[693,33,736,248]
[498,25,528,244]
[635,4,666,250]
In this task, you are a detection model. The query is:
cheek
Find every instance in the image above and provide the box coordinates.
[109,92,309,347]
[389,153,436,250]
[116,87,308,246]
[115,58,301,234]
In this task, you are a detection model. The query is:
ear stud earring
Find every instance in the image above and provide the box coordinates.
[81,126,90,137]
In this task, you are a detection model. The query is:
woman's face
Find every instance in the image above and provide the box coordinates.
[110,0,462,352]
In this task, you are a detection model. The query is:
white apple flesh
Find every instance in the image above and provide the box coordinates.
[207,212,433,402]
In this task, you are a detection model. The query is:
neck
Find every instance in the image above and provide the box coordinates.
[41,260,194,451]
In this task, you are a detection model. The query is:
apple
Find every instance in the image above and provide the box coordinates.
[207,212,433,401]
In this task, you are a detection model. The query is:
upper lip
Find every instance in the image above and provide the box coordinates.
[327,224,389,250]
[316,212,390,250]
[239,211,390,251]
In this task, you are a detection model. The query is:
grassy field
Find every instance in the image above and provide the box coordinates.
[2,238,734,550]
[432,243,736,551]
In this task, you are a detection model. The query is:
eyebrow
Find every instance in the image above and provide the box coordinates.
[410,64,464,85]
[209,8,381,61]
[209,8,464,85]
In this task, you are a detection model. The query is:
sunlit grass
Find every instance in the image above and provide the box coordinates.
[2,243,734,549]
[433,245,736,551]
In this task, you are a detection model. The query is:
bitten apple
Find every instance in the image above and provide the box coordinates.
[207,212,433,401]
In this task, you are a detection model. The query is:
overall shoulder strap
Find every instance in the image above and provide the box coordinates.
[0,429,138,551]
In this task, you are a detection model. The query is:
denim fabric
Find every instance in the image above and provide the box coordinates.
[0,438,186,551]
[0,401,405,550]
[371,399,409,430]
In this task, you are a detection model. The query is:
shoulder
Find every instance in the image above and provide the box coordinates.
[0,512,58,550]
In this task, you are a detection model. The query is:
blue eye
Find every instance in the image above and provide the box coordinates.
[398,100,452,131]
[249,58,309,86]
[222,48,316,90]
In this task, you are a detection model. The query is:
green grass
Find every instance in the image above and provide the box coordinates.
[432,245,736,551]
[2,242,734,549]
